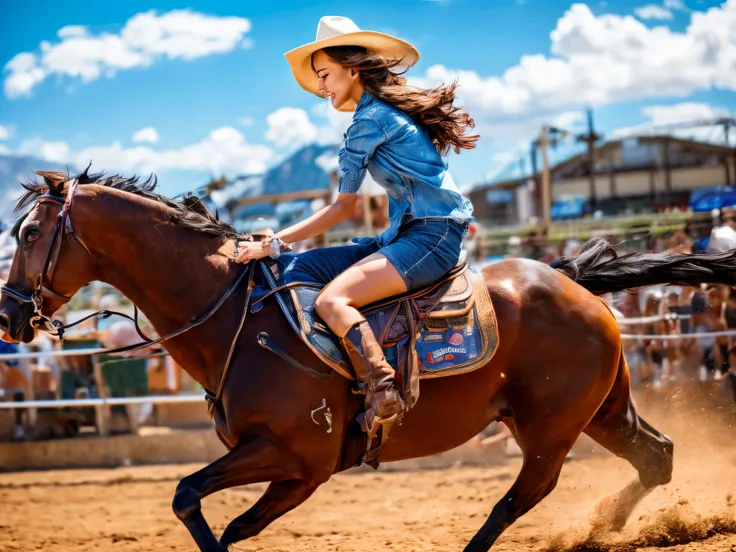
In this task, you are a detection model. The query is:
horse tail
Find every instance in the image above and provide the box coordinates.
[551,237,736,295]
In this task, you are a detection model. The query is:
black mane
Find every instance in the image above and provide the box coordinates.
[14,167,243,240]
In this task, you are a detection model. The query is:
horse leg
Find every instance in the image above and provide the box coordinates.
[582,354,673,532]
[219,479,320,547]
[463,420,578,552]
[172,434,307,552]
[583,354,674,489]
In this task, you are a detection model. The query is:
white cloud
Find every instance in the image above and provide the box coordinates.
[613,102,733,144]
[57,25,88,39]
[311,102,353,144]
[4,10,252,98]
[0,145,8,155]
[634,5,674,20]
[412,1,736,135]
[17,139,71,163]
[484,145,530,181]
[16,126,272,176]
[664,0,687,10]
[265,107,318,148]
[642,102,730,125]
[237,116,255,127]
[0,125,9,140]
[132,126,159,144]
[315,151,339,173]
[551,110,586,131]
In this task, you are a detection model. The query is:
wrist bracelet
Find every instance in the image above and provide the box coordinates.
[261,236,292,259]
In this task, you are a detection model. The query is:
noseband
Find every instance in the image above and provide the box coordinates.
[0,179,256,414]
[1,178,83,336]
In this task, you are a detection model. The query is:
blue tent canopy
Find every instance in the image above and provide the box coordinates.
[551,196,587,219]
[690,186,736,212]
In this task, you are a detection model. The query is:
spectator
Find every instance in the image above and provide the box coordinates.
[727,346,736,402]
[708,210,736,252]
[618,291,648,386]
[0,340,30,440]
[642,292,665,387]
[662,227,692,254]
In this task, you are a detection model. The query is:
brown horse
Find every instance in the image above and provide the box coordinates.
[3,170,736,551]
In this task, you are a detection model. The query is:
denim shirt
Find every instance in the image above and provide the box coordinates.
[338,92,474,247]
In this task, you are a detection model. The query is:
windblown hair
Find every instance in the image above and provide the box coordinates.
[317,46,479,156]
[13,167,242,240]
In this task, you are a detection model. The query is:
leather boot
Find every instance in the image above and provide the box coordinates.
[340,320,405,437]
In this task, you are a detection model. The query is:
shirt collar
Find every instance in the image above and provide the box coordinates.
[355,91,373,112]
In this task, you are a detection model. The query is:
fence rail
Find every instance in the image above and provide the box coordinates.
[0,394,205,410]
[1,322,734,419]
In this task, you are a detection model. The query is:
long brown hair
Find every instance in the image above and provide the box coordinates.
[317,46,479,156]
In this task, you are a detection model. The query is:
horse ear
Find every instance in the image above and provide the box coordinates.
[34,170,68,193]
[78,162,92,182]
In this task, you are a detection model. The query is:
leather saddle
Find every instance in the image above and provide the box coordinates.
[250,251,499,408]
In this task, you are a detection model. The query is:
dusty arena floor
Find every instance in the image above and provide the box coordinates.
[1,390,735,551]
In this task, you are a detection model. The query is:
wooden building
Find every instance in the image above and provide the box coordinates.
[469,136,736,225]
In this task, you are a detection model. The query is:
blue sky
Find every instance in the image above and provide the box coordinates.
[1,0,735,197]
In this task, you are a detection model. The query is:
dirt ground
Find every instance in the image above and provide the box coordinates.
[1,388,735,551]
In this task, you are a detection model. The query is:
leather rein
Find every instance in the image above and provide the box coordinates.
[0,179,257,414]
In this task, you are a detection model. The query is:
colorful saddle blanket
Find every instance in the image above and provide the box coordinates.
[255,258,499,406]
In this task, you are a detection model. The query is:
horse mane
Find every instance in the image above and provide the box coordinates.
[13,166,243,240]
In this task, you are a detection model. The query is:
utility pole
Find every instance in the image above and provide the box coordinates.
[575,108,603,209]
[540,125,552,228]
[529,141,539,221]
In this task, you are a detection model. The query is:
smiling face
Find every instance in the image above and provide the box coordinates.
[312,50,365,110]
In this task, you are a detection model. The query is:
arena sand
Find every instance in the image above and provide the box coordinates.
[0,386,734,551]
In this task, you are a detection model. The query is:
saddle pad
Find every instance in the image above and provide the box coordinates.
[388,267,499,378]
[259,262,499,380]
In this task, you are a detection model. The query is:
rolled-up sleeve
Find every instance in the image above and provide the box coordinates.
[338,116,386,194]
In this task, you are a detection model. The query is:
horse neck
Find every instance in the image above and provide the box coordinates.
[75,186,238,392]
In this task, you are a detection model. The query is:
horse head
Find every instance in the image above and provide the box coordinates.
[0,170,96,343]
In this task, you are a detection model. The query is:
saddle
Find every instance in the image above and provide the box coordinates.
[252,252,499,408]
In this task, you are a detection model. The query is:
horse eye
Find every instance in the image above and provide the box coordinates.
[26,231,39,243]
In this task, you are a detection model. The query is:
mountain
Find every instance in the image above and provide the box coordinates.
[261,143,337,196]
[200,143,338,232]
[0,154,74,227]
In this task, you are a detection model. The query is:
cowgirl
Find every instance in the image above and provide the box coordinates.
[237,16,477,447]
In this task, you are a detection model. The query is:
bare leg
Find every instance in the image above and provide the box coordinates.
[315,252,407,336]
[316,253,408,451]
[172,434,304,552]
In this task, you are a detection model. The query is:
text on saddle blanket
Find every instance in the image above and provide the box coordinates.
[271,264,499,382]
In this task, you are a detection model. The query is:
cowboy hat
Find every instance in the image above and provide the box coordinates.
[284,16,419,112]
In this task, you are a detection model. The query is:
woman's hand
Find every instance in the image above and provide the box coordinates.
[235,240,268,263]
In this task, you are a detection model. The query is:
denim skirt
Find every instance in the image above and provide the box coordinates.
[276,217,469,292]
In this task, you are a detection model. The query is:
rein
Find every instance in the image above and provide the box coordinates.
[1,179,83,336]
[0,180,258,414]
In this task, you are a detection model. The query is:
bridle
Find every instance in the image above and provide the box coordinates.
[0,178,257,414]
[0,178,83,336]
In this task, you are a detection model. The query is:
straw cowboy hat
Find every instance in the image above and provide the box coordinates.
[284,16,419,111]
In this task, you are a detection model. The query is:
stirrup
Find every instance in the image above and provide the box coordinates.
[358,410,401,438]
[361,420,397,470]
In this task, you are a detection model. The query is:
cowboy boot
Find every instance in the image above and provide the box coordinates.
[340,319,405,438]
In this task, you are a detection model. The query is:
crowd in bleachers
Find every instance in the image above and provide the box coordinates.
[2,209,736,443]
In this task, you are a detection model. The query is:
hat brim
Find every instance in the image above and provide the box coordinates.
[284,31,419,112]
